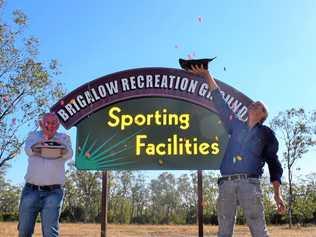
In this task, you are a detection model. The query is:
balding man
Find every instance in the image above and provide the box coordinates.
[188,65,285,237]
[18,113,73,237]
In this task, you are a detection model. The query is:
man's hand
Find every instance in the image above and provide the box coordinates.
[187,64,219,91]
[272,181,286,214]
[39,119,50,140]
[274,194,286,214]
[31,143,41,154]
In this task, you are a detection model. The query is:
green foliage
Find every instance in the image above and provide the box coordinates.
[0,171,20,221]
[270,108,316,228]
[1,170,316,225]
[0,1,65,169]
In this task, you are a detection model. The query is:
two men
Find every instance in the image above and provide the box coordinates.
[188,65,285,237]
[18,113,73,237]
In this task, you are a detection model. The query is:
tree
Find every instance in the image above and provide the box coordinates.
[176,173,197,224]
[0,168,21,221]
[63,162,102,222]
[270,108,316,228]
[150,172,181,224]
[0,0,65,169]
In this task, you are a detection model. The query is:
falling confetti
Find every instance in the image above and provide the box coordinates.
[175,44,180,49]
[197,16,203,23]
[11,118,16,125]
[233,157,236,164]
[224,67,226,71]
[78,146,81,151]
[215,136,219,141]
[217,120,222,125]
[229,115,233,120]
[3,95,9,102]
[187,54,193,60]
[236,155,243,161]
[70,99,76,104]
[158,159,164,166]
[85,151,91,158]
[60,100,64,106]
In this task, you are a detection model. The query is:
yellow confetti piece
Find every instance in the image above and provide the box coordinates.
[158,159,164,165]
[70,99,76,104]
[236,155,243,161]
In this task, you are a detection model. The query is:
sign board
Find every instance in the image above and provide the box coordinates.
[51,68,252,170]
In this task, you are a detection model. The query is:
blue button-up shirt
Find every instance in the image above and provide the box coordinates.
[212,89,283,183]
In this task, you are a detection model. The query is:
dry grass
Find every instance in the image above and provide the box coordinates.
[1,222,316,237]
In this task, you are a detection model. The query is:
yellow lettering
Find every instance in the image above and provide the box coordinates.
[107,106,121,128]
[135,134,147,155]
[199,143,210,155]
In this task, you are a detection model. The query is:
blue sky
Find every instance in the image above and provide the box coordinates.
[4,0,316,185]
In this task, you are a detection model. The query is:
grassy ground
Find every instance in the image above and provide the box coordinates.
[1,222,316,237]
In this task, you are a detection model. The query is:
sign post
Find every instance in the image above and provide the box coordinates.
[197,170,203,237]
[101,171,108,237]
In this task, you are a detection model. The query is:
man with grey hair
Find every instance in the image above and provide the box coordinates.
[188,65,285,237]
[18,112,73,237]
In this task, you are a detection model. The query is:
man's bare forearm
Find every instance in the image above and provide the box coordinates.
[272,181,281,196]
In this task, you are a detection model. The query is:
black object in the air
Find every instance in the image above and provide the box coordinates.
[179,57,216,70]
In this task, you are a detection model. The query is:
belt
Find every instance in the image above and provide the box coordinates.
[26,183,62,191]
[218,174,259,184]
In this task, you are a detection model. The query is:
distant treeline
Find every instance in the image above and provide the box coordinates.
[1,164,316,225]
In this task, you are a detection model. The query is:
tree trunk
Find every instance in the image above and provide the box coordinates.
[288,166,293,229]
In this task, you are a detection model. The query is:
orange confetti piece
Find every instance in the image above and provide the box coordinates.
[70,99,75,104]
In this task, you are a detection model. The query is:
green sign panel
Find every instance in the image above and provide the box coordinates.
[76,97,228,170]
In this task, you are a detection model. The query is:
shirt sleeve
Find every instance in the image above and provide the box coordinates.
[263,128,283,184]
[24,132,39,157]
[212,89,242,134]
[59,134,73,160]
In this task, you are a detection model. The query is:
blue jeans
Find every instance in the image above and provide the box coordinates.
[217,178,269,237]
[18,185,64,237]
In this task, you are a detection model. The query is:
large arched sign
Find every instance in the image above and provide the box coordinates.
[51,68,252,170]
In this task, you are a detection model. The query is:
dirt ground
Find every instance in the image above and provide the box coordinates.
[1,222,316,237]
